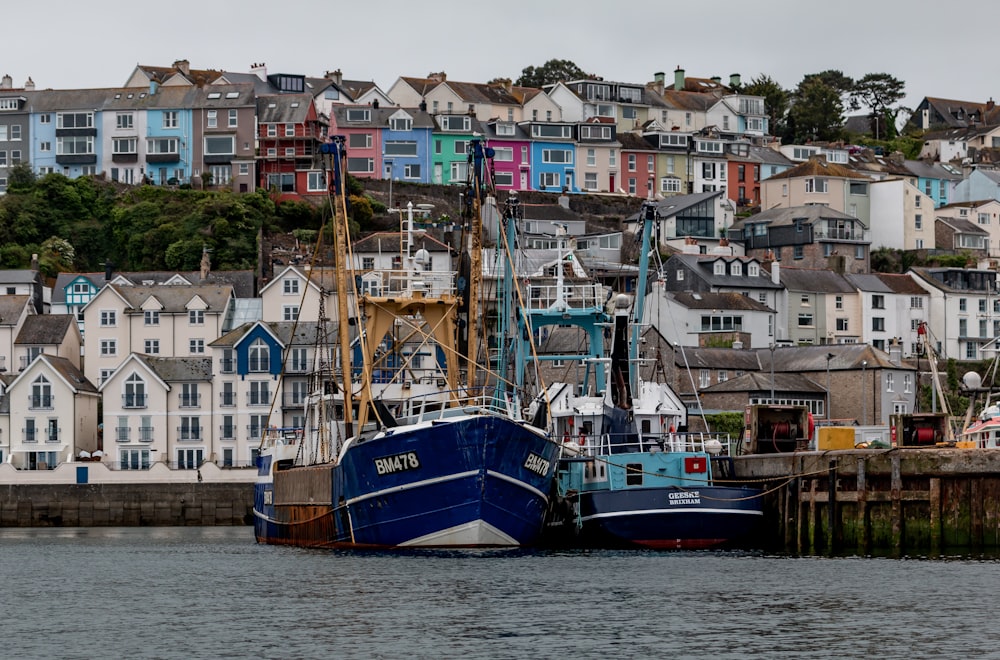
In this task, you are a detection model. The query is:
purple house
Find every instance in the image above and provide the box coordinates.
[483,120,532,192]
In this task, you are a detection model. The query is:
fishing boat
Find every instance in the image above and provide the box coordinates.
[253,137,561,548]
[519,200,764,549]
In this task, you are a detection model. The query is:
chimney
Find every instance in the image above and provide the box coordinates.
[0,74,11,89]
[24,76,34,91]
[200,246,211,280]
[31,253,38,270]
[150,80,159,95]
[674,67,685,91]
[329,68,343,86]
[989,97,996,112]
[730,73,741,88]
[711,76,722,85]
[888,338,902,366]
[173,59,191,76]
[770,261,780,285]
[419,98,427,112]
[373,98,379,109]
[428,71,446,82]
[105,261,115,281]
[652,71,665,95]
[250,62,267,81]
[558,193,570,209]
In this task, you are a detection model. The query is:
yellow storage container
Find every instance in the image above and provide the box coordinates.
[817,426,856,450]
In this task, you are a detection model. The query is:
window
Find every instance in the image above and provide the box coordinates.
[793,245,804,260]
[346,109,371,123]
[307,171,325,191]
[249,414,268,440]
[205,136,235,155]
[144,339,160,355]
[980,299,988,313]
[904,374,912,393]
[872,295,885,310]
[389,116,412,131]
[915,214,922,230]
[384,141,417,157]
[283,305,299,321]
[189,310,205,325]
[540,172,560,189]
[805,178,828,193]
[718,370,728,383]
[440,115,470,131]
[699,369,711,388]
[100,339,117,356]
[229,109,238,128]
[57,136,94,155]
[113,138,137,154]
[221,416,235,440]
[648,156,655,172]
[179,417,201,441]
[660,177,681,193]
[162,111,178,129]
[124,373,147,408]
[798,314,814,327]
[836,318,849,331]
[872,317,885,332]
[349,133,372,149]
[542,149,572,164]
[249,338,270,372]
[180,383,200,408]
[100,310,117,327]
[147,137,179,155]
[584,172,598,190]
[283,278,299,295]
[979,212,991,225]
[967,342,978,360]
[249,381,271,406]
[405,164,421,179]
[207,110,217,128]
[189,339,205,354]
[959,298,967,312]
[492,147,513,162]
[451,161,468,181]
[30,376,52,410]
[348,157,374,173]
[627,154,636,171]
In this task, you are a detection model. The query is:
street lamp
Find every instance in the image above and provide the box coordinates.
[826,353,835,420]
[769,343,776,403]
[861,360,868,425]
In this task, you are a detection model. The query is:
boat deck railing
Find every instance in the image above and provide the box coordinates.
[524,282,607,312]
[362,269,456,298]
[566,431,736,456]
[393,387,521,425]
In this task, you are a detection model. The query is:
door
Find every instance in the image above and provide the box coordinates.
[433,163,442,184]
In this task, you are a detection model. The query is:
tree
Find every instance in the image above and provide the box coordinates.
[742,74,790,138]
[850,73,906,140]
[515,59,590,88]
[789,76,845,142]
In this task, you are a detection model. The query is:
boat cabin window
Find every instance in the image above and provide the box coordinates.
[641,419,651,434]
[626,463,643,486]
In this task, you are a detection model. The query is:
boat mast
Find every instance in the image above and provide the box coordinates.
[323,135,355,436]
[464,139,491,392]
[629,201,658,392]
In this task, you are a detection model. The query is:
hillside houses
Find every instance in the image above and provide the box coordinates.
[8,59,1000,470]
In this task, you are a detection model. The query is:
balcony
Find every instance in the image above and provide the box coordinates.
[115,427,130,443]
[179,395,201,408]
[138,427,154,443]
[219,392,236,407]
[176,426,203,441]
[123,394,148,409]
[286,360,309,374]
[284,393,306,408]
[247,393,271,407]
[248,359,269,373]
[220,425,236,440]
[46,429,60,443]
[23,429,36,443]
[813,228,871,242]
[247,424,263,440]
[29,395,54,410]
[220,358,235,374]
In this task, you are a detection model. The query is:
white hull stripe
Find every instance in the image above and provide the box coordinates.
[345,470,479,506]
[581,508,764,523]
[486,469,549,502]
[399,520,519,547]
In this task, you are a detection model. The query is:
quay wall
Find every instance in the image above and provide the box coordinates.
[0,462,255,527]
[734,448,1000,555]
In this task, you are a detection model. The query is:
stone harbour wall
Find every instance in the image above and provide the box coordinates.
[0,483,254,527]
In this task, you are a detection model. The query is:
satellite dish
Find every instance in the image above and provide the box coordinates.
[963,371,983,391]
[414,248,430,265]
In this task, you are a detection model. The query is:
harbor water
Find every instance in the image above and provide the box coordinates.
[3,527,998,659]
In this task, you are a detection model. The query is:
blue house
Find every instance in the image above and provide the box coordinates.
[382,108,435,185]
[523,121,578,193]
[904,159,962,208]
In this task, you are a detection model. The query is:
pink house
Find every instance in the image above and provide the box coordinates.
[484,120,532,192]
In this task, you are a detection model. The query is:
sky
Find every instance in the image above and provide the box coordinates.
[6,1,998,115]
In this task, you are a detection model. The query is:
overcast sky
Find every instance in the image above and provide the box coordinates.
[6,1,996,115]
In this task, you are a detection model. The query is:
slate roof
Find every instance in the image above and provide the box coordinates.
[670,291,773,312]
[0,295,30,325]
[762,343,903,371]
[626,191,723,222]
[937,216,989,235]
[672,347,762,371]
[843,273,892,294]
[132,62,223,87]
[765,156,871,181]
[903,159,964,182]
[108,283,234,312]
[329,106,436,129]
[52,271,256,305]
[729,205,857,231]
[702,371,824,394]
[617,132,657,151]
[211,321,332,349]
[256,94,318,124]
[41,356,98,394]
[778,268,855,294]
[667,253,783,290]
[136,356,213,382]
[15,314,74,345]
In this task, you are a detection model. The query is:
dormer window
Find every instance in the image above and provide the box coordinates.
[714,261,725,275]
[731,262,742,276]
[748,263,760,277]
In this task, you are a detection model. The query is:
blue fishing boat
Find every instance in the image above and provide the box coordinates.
[515,200,764,549]
[253,138,560,548]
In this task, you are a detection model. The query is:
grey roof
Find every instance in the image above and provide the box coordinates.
[667,253,784,290]
[52,270,255,305]
[41,356,98,394]
[0,270,40,284]
[843,273,893,293]
[778,267,856,294]
[330,106,436,129]
[0,295,30,325]
[109,283,234,312]
[672,347,763,370]
[481,120,531,141]
[136,356,213,382]
[903,159,964,181]
[730,205,856,231]
[256,94,318,124]
[211,321,334,349]
[15,314,75,345]
[744,145,795,167]
[670,291,773,312]
[626,191,723,223]
[936,216,989,235]
[761,343,905,372]
[702,371,823,394]
[909,267,998,294]
[28,84,255,113]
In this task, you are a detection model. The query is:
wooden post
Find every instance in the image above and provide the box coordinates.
[929,477,941,555]
[827,459,836,553]
[971,477,983,550]
[891,453,902,554]
[808,478,818,553]
[857,456,868,554]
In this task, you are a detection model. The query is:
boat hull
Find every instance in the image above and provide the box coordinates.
[254,413,559,548]
[552,484,764,550]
